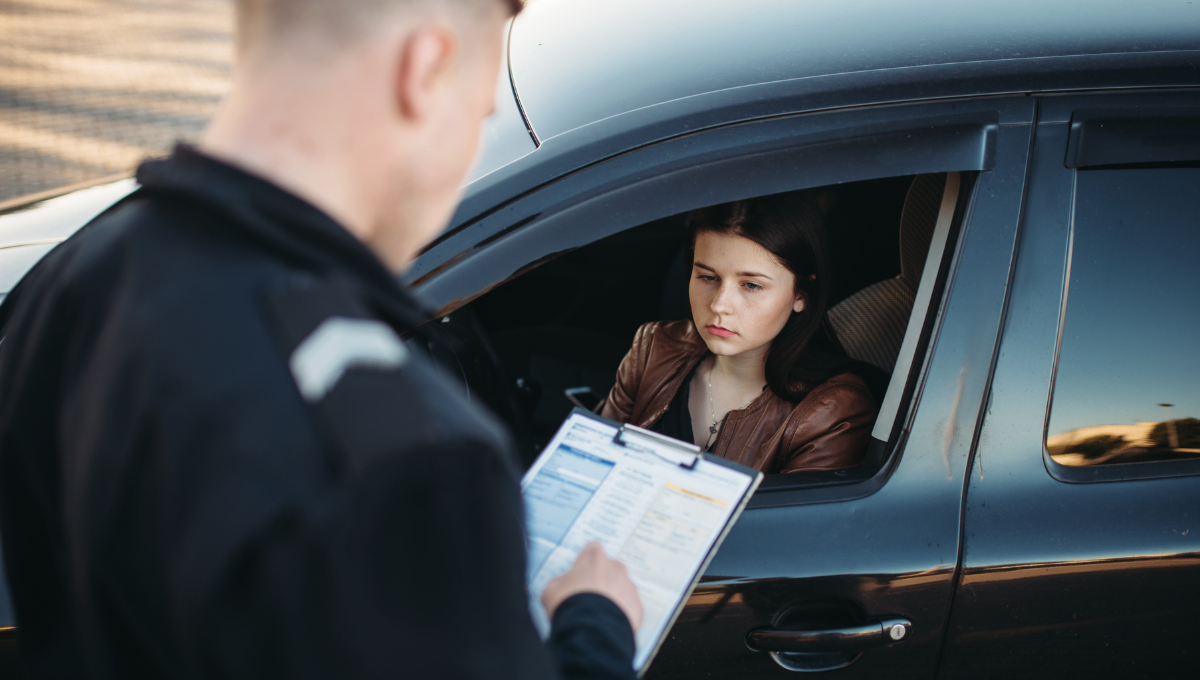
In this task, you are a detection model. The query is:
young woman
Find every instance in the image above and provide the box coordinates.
[599,193,882,474]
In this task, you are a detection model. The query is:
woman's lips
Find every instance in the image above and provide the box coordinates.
[706,325,736,338]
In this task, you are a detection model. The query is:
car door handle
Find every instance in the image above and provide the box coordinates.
[746,617,911,653]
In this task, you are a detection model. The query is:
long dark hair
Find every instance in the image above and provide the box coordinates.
[689,192,886,403]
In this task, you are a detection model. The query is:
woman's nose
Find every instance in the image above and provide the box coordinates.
[711,283,735,314]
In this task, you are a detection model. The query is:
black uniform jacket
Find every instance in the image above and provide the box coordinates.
[0,146,636,680]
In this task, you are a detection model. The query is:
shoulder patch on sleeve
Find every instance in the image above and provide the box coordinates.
[290,316,408,402]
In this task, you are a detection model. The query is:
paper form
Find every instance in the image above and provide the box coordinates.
[521,413,758,672]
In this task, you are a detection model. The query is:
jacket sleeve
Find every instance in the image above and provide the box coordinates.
[598,323,654,423]
[776,378,877,473]
[549,594,638,680]
[189,435,635,680]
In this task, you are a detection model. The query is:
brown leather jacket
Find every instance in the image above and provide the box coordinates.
[599,320,877,474]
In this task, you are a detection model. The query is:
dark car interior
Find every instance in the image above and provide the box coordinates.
[412,172,960,473]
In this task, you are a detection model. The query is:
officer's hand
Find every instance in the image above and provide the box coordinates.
[542,542,644,633]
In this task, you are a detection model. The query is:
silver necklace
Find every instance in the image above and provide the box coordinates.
[706,364,761,446]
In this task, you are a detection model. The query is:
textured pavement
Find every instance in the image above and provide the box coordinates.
[0,0,233,202]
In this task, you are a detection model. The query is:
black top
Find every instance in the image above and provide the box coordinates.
[650,364,709,451]
[0,146,635,680]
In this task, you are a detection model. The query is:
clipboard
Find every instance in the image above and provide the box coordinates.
[522,409,763,675]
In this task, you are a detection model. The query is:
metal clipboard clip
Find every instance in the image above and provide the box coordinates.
[613,424,701,470]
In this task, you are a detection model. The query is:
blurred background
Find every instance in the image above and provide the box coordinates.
[0,0,233,203]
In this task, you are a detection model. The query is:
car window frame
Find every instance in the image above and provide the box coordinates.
[411,96,1032,506]
[1037,90,1200,484]
[407,98,1028,292]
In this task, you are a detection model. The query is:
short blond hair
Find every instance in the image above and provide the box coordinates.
[236,0,521,53]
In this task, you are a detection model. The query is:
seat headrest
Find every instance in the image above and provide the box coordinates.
[898,174,947,291]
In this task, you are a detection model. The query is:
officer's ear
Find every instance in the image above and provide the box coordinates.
[395,23,459,124]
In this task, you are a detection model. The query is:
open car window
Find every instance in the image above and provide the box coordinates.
[411,169,975,483]
[408,97,1018,495]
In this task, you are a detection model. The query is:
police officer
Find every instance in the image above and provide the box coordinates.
[0,0,643,678]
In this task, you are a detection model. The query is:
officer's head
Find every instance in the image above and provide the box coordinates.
[205,0,521,271]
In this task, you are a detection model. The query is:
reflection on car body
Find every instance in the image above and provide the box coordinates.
[1,0,1199,677]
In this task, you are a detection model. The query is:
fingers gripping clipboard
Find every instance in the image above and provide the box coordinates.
[522,409,763,674]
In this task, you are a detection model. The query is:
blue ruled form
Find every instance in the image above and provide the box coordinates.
[524,445,615,572]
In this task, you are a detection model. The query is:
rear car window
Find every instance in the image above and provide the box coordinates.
[1047,167,1200,468]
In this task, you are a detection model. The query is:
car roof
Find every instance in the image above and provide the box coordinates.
[509,0,1200,143]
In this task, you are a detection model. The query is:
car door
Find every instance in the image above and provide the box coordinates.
[413,96,1035,678]
[937,91,1200,679]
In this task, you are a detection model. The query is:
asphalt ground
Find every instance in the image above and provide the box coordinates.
[0,0,233,203]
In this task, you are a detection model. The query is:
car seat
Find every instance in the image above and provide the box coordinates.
[827,173,947,373]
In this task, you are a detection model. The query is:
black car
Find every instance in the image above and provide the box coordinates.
[2,0,1199,677]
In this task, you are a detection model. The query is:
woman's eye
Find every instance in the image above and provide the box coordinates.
[696,275,718,282]
[744,281,763,291]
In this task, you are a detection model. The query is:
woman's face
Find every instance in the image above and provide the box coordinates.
[689,231,805,358]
